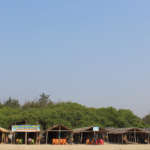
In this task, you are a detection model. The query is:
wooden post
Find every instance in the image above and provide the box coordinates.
[36,132,38,144]
[33,132,37,144]
[11,133,13,144]
[81,132,83,144]
[71,131,73,144]
[25,132,27,144]
[134,129,136,143]
[2,133,4,143]
[3,133,6,144]
[148,134,149,144]
[59,126,61,144]
[107,132,109,143]
[4,133,5,143]
[46,131,48,144]
[122,134,123,144]
[5,133,7,144]
[14,133,16,144]
[36,132,37,144]
[94,131,95,144]
[3,133,6,143]
[38,132,41,144]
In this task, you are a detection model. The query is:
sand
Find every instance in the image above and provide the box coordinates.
[1,144,150,150]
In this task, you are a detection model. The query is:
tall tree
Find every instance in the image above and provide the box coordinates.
[38,93,53,107]
[4,97,20,108]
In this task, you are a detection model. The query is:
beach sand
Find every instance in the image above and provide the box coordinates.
[1,144,150,150]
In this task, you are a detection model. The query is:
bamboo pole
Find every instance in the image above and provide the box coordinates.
[81,132,83,144]
[46,131,48,144]
[107,132,109,143]
[39,132,41,144]
[11,134,13,144]
[134,129,136,143]
[2,133,4,143]
[36,132,38,144]
[14,133,16,144]
[35,132,36,144]
[59,126,61,144]
[25,132,27,144]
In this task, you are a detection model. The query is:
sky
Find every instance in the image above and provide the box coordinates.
[0,0,150,117]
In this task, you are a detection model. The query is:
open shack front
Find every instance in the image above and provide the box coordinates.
[107,128,150,144]
[12,125,40,144]
[46,125,73,144]
[0,127,9,144]
[73,126,106,144]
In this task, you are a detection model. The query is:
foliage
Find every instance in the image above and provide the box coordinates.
[0,93,147,129]
[143,114,150,127]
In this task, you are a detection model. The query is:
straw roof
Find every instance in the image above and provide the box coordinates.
[107,128,150,134]
[73,126,107,134]
[73,126,93,133]
[46,125,72,132]
[0,127,10,133]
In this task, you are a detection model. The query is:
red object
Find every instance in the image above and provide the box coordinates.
[100,139,104,145]
[96,139,99,145]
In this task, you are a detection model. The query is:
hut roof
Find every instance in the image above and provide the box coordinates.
[73,126,107,133]
[46,125,72,132]
[73,126,93,133]
[0,127,10,133]
[107,128,150,134]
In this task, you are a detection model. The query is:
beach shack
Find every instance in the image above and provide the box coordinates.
[73,126,107,144]
[0,127,9,144]
[107,128,150,144]
[45,125,73,144]
[12,125,40,144]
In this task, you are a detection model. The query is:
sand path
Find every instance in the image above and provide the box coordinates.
[1,144,150,150]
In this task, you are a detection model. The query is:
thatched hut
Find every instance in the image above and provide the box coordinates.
[12,125,40,144]
[45,125,73,144]
[0,127,9,144]
[73,126,107,144]
[107,128,150,144]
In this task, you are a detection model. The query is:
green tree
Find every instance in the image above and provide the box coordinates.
[4,97,20,108]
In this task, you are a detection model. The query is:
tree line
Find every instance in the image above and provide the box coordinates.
[0,93,149,130]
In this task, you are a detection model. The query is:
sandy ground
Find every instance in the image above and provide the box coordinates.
[1,144,150,150]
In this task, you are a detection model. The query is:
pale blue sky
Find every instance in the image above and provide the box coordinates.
[0,0,150,117]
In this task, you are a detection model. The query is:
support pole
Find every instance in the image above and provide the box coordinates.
[2,133,4,143]
[59,126,61,144]
[134,129,136,143]
[36,132,38,144]
[39,133,41,144]
[35,132,36,144]
[81,132,83,144]
[4,133,5,144]
[46,131,48,144]
[71,132,73,144]
[14,133,16,144]
[11,134,13,144]
[25,132,27,144]
[107,132,109,143]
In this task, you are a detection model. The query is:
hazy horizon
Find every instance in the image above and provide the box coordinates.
[0,0,150,117]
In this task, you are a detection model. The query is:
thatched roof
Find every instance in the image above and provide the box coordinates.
[145,128,150,132]
[107,128,150,134]
[73,126,93,133]
[46,125,72,132]
[73,126,107,134]
[0,127,10,133]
